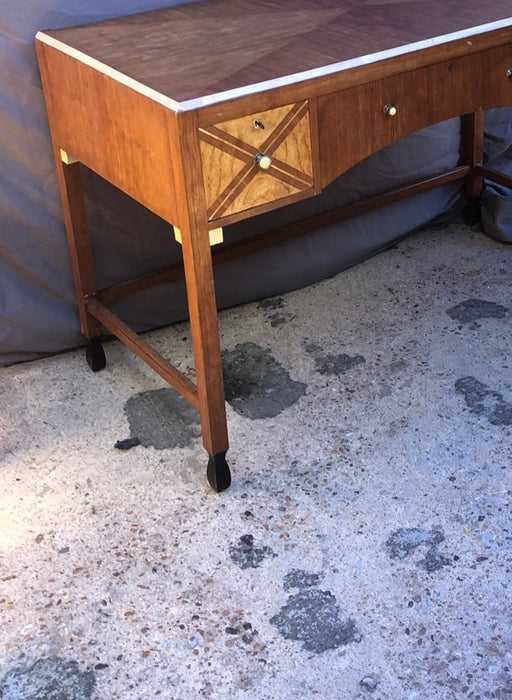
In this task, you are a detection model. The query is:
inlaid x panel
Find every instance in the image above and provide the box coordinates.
[199,101,314,222]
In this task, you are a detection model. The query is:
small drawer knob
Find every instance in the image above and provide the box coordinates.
[507,68,512,77]
[384,104,397,116]
[254,152,272,170]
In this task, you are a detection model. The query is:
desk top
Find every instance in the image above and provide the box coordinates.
[37,0,512,111]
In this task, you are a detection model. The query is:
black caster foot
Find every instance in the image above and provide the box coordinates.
[207,451,231,492]
[85,337,106,372]
[463,197,481,225]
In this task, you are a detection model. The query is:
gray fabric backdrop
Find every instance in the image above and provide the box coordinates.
[1,1,511,366]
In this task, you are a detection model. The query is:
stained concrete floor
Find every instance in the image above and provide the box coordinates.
[1,221,511,699]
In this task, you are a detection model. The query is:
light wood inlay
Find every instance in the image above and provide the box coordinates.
[60,149,78,165]
[173,225,224,246]
[199,102,314,221]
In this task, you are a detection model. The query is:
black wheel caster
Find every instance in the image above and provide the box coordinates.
[463,197,481,226]
[85,337,106,372]
[207,451,231,492]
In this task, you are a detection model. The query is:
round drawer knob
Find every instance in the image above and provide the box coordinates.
[384,104,397,116]
[254,152,272,170]
[507,68,512,77]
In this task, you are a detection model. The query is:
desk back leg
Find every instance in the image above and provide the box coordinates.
[462,111,484,224]
[56,159,102,336]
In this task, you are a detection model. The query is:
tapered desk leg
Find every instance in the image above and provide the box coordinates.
[179,222,231,492]
[55,157,105,369]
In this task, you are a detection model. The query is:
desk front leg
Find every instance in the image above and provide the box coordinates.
[179,221,231,492]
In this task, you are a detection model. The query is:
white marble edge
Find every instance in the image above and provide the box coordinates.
[35,32,182,113]
[181,18,512,111]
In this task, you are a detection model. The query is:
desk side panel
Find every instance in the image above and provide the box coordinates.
[36,39,179,224]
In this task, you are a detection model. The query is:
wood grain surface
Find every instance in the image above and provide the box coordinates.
[41,0,512,105]
[199,102,314,220]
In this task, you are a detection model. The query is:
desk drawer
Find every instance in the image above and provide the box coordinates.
[318,44,512,188]
[199,101,314,223]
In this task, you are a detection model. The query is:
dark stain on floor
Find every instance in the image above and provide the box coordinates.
[283,569,322,591]
[446,298,508,324]
[257,297,285,311]
[0,657,96,700]
[455,376,512,426]
[222,342,307,419]
[270,588,361,653]
[123,387,201,449]
[256,297,295,327]
[385,527,452,572]
[114,436,141,451]
[417,546,453,573]
[305,343,366,375]
[267,312,295,327]
[228,534,277,569]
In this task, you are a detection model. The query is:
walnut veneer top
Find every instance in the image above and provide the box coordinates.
[41,0,512,108]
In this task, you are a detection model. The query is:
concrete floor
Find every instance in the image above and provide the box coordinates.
[1,221,511,699]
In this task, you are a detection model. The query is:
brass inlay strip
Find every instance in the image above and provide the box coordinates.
[173,225,224,246]
[60,148,78,165]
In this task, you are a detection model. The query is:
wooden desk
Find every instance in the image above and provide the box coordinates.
[35,0,512,491]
